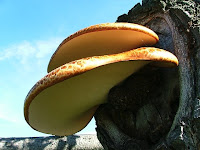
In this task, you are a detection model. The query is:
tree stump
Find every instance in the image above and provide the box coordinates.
[94,0,200,149]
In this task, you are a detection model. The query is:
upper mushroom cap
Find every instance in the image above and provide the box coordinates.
[24,47,178,136]
[47,23,159,72]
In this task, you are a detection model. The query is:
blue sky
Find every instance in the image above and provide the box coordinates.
[0,0,141,137]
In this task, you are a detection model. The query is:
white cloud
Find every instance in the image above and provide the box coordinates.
[0,37,63,65]
[0,41,35,63]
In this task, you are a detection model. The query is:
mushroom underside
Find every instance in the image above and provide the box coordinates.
[28,61,148,135]
[26,47,178,136]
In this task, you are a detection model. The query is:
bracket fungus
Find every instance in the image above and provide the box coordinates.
[24,23,178,136]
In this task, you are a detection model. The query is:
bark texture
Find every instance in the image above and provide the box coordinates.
[95,0,200,149]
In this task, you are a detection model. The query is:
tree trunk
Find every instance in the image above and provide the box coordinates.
[94,0,200,149]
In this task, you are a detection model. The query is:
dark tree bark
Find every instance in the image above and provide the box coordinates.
[94,0,200,149]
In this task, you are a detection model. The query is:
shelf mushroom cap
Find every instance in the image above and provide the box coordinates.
[47,23,159,72]
[24,47,178,136]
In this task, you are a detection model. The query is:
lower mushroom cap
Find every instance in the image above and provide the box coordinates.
[24,47,178,136]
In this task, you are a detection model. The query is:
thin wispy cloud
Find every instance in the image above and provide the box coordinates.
[0,41,36,64]
[0,37,63,65]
